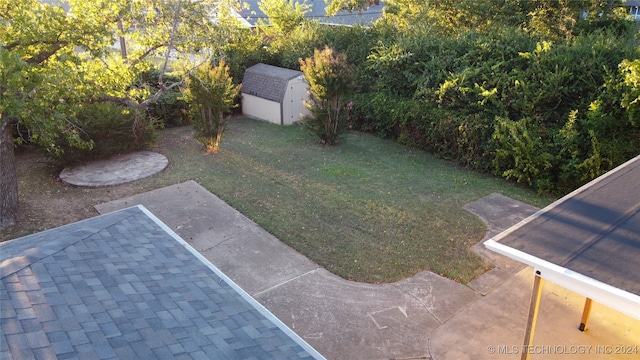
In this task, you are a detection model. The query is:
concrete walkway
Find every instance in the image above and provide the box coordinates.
[97,181,466,359]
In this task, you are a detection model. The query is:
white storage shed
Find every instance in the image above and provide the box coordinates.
[241,63,310,125]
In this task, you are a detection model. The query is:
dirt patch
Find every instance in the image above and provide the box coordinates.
[1,126,196,242]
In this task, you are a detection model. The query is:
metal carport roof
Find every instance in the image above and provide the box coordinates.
[484,155,640,359]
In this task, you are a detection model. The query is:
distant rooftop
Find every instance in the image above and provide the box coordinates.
[0,205,324,359]
[41,0,383,28]
[238,0,384,27]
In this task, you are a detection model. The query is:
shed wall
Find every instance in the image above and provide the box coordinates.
[242,94,281,124]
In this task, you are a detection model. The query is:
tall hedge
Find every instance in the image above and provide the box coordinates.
[350,27,640,193]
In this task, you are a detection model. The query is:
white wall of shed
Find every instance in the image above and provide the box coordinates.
[242,94,281,124]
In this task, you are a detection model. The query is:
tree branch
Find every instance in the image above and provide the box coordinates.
[94,80,184,108]
[93,95,147,108]
[128,44,165,68]
[159,0,184,85]
[26,43,67,64]
[5,40,69,65]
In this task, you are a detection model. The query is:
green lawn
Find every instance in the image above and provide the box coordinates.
[165,118,553,284]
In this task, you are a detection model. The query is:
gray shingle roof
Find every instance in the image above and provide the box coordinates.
[0,206,323,359]
[241,63,303,103]
[238,0,384,27]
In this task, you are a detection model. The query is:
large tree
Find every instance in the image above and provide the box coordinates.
[0,0,242,230]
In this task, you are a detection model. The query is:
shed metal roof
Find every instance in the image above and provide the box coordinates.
[0,205,324,359]
[485,155,640,319]
[241,63,303,103]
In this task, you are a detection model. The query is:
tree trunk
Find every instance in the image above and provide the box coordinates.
[0,122,18,231]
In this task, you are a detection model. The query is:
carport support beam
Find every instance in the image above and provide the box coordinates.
[521,272,544,360]
[579,297,593,331]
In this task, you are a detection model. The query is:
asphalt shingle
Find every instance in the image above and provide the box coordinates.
[241,63,303,103]
[1,206,323,359]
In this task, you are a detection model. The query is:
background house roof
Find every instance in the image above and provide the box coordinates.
[485,155,640,319]
[241,63,303,103]
[0,205,323,359]
[238,0,384,27]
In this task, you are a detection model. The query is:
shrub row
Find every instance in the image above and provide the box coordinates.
[348,28,640,193]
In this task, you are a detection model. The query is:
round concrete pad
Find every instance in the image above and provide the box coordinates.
[60,151,168,187]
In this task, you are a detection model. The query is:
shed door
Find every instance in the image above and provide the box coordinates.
[284,79,310,125]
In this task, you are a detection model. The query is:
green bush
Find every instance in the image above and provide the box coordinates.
[349,92,407,139]
[223,29,270,83]
[300,46,356,145]
[147,88,189,127]
[137,69,189,128]
[492,117,555,191]
[183,60,241,154]
[576,58,640,175]
[265,22,324,69]
[487,30,639,193]
[399,107,494,171]
[56,102,158,165]
[350,26,639,193]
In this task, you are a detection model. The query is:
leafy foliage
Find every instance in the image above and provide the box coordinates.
[183,60,241,153]
[258,0,311,34]
[299,46,355,145]
[325,0,381,17]
[1,0,113,155]
[137,70,189,127]
[54,103,158,165]
[1,0,243,153]
[0,0,247,228]
[620,58,640,125]
[349,25,640,193]
[492,117,554,190]
[222,28,270,83]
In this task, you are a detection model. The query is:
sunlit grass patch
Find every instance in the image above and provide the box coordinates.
[180,118,552,283]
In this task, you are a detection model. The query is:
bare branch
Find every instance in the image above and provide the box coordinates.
[94,80,184,109]
[159,0,184,84]
[128,44,165,68]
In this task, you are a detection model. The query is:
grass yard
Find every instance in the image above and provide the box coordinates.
[166,118,552,283]
[3,117,553,284]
